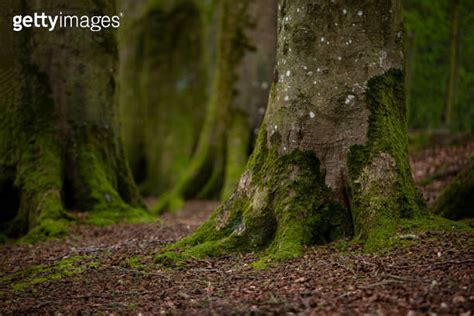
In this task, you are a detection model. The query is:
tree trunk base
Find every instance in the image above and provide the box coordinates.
[156,129,353,266]
[155,71,431,265]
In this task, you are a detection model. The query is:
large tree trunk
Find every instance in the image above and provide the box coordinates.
[118,0,211,196]
[0,0,147,242]
[159,0,425,261]
[153,0,277,212]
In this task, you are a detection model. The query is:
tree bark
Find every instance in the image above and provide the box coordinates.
[153,0,277,212]
[0,0,147,242]
[159,0,425,261]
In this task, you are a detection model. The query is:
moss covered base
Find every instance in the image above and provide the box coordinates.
[156,128,353,266]
[155,70,435,267]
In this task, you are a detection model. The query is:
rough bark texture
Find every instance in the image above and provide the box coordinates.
[117,0,211,196]
[154,0,277,212]
[0,0,148,242]
[158,0,425,263]
[432,158,474,220]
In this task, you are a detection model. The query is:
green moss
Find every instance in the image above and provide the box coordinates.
[155,251,188,268]
[20,219,70,243]
[1,256,98,292]
[347,69,426,247]
[125,256,146,269]
[86,207,154,226]
[363,214,472,253]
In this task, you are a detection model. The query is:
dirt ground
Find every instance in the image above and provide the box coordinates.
[0,138,473,315]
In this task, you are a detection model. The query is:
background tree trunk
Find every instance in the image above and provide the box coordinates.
[0,0,147,242]
[153,0,277,212]
[159,0,425,262]
[432,158,474,220]
[117,0,212,196]
[443,0,461,129]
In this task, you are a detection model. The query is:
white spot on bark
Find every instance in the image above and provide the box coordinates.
[307,71,313,76]
[321,37,325,42]
[342,9,347,15]
[286,70,291,77]
[284,95,289,102]
[338,57,342,61]
[379,51,388,68]
[309,111,315,119]
[357,10,363,16]
[345,94,355,104]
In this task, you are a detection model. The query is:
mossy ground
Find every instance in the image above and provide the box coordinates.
[156,214,472,270]
[0,256,99,292]
[361,214,473,253]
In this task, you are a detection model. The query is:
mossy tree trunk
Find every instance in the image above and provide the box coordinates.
[159,0,425,261]
[432,158,474,220]
[118,0,211,196]
[0,0,147,242]
[153,0,277,212]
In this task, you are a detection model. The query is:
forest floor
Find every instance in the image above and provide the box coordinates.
[1,134,473,315]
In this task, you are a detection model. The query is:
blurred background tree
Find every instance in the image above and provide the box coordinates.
[118,0,277,210]
[403,0,474,132]
[117,0,214,197]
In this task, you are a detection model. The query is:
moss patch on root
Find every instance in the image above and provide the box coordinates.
[19,219,70,244]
